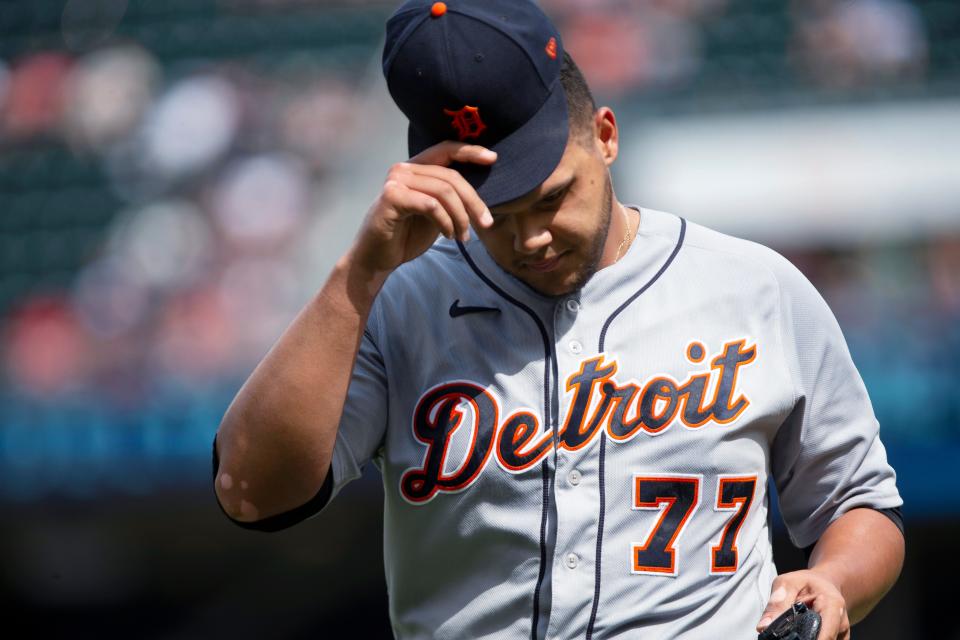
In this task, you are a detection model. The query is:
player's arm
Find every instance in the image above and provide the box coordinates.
[808,508,904,624]
[213,142,496,523]
[756,507,904,640]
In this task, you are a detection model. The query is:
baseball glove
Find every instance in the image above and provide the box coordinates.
[757,602,822,640]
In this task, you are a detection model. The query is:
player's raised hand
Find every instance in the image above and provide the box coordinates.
[757,570,850,640]
[350,141,496,275]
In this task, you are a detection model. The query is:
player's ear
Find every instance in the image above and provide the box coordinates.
[593,107,619,167]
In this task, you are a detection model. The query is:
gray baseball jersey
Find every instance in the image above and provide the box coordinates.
[327,207,902,639]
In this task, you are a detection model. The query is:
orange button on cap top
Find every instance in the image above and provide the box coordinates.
[431,2,447,17]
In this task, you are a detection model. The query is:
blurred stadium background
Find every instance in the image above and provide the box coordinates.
[1,0,957,637]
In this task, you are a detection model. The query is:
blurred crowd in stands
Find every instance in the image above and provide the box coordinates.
[545,0,931,97]
[0,0,957,500]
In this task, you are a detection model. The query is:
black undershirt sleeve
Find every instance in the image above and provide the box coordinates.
[211,435,335,533]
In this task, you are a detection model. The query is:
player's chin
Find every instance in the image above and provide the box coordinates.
[520,263,588,298]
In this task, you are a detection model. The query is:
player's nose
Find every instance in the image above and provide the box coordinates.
[513,219,552,255]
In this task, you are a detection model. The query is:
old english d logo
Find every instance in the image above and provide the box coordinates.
[443,105,487,141]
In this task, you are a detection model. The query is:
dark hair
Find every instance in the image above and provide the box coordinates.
[559,50,597,144]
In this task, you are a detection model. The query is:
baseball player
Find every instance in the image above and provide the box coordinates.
[213,1,905,638]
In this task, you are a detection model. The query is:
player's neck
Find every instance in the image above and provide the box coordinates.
[601,200,637,268]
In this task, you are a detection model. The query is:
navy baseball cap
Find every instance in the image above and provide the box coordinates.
[382,0,569,207]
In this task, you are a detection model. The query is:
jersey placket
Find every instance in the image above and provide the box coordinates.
[544,296,602,640]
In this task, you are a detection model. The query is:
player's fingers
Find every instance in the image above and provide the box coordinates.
[756,581,801,631]
[839,617,851,640]
[410,141,497,169]
[408,143,496,228]
[383,165,461,238]
[811,594,849,640]
[382,179,456,240]
[445,142,498,166]
[403,162,493,229]
[392,172,472,242]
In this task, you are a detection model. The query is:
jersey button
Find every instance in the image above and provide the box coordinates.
[565,553,579,569]
[568,469,582,486]
[569,340,583,354]
[566,299,580,313]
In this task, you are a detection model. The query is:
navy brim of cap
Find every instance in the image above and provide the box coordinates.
[407,81,570,209]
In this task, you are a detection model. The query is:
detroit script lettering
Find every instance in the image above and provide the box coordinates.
[400,339,757,504]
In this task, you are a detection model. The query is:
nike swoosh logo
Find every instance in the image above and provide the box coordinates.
[449,299,501,318]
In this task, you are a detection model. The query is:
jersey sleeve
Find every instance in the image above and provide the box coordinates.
[327,305,390,502]
[769,255,903,549]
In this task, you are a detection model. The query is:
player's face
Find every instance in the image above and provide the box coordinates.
[476,110,620,297]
